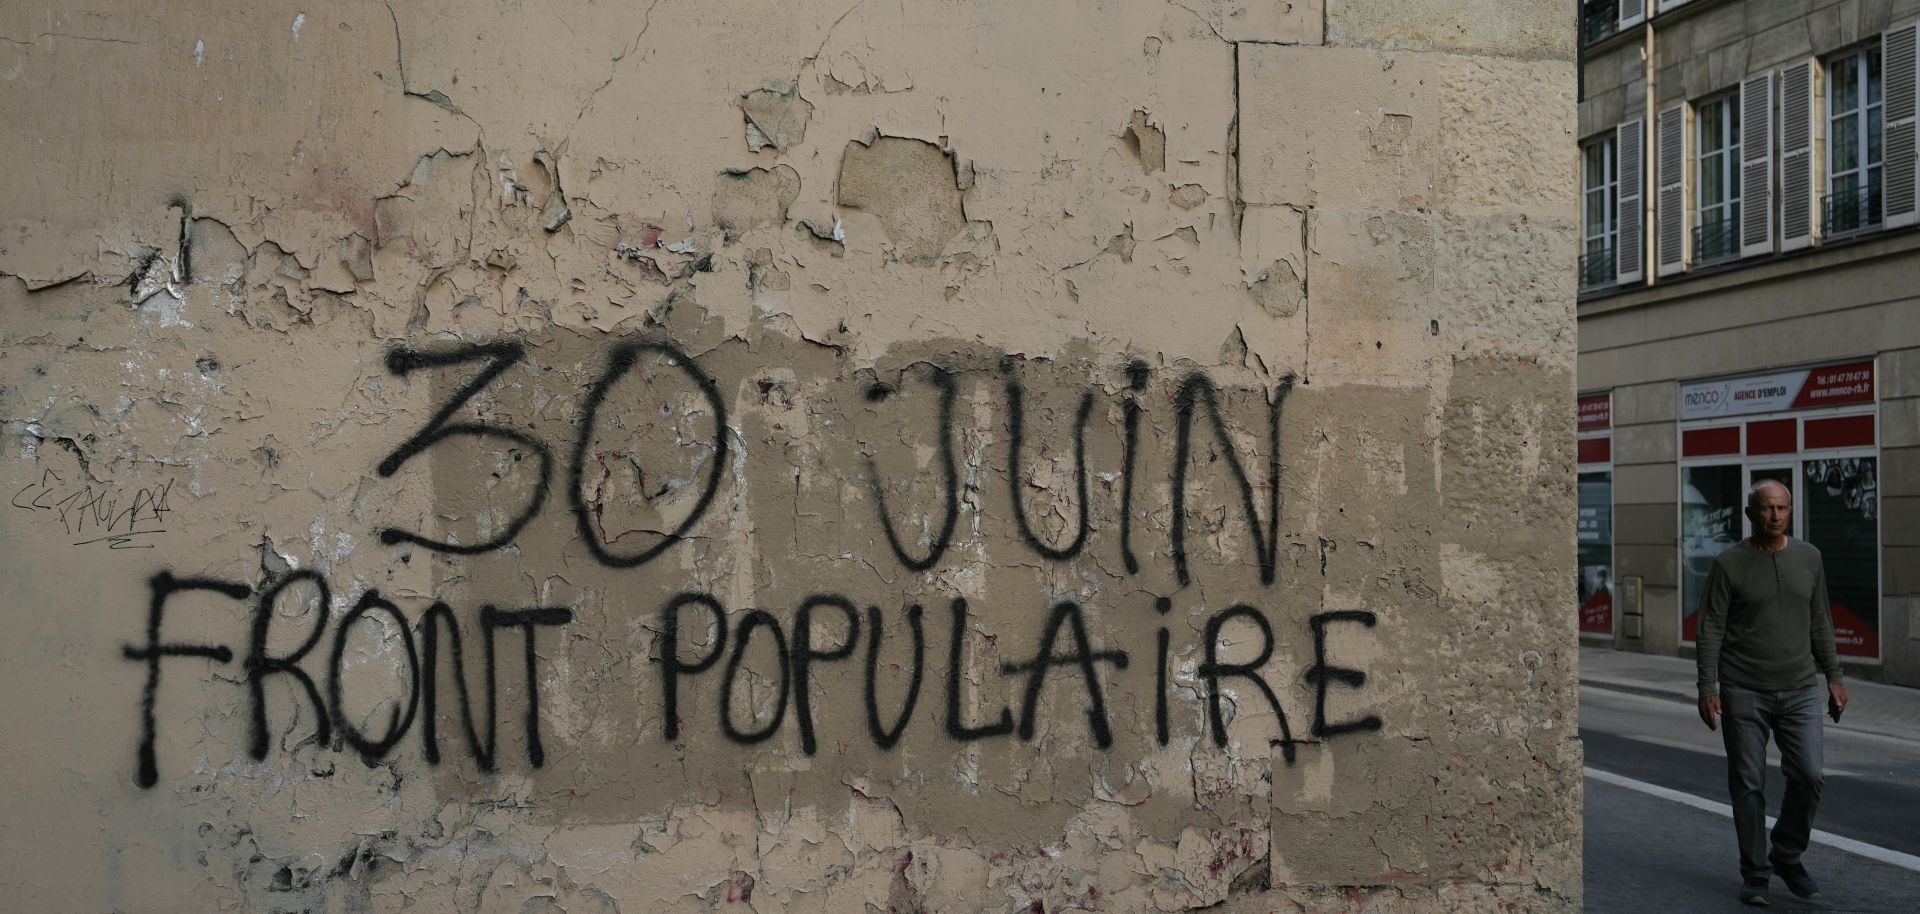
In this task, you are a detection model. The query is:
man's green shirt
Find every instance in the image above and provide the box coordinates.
[1695,538,1844,700]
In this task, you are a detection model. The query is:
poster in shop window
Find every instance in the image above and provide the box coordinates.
[1578,472,1613,635]
[1682,465,1744,643]
[1805,458,1880,659]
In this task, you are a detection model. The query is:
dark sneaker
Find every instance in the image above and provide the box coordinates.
[1740,878,1770,906]
[1774,862,1823,900]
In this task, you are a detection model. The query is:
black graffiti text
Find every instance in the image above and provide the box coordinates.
[14,470,176,548]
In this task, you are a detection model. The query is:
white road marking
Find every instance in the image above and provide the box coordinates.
[1585,766,1920,873]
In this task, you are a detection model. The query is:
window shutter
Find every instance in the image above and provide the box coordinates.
[1887,22,1919,230]
[1778,59,1819,251]
[1656,104,1690,277]
[1617,119,1645,284]
[1740,73,1775,258]
[1620,0,1645,30]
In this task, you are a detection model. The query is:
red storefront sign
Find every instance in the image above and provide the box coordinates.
[1746,418,1797,455]
[1805,414,1875,449]
[1682,426,1740,457]
[1577,437,1612,465]
[1578,394,1612,432]
[1792,362,1876,410]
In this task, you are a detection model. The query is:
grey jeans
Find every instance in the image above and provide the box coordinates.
[1720,683,1826,880]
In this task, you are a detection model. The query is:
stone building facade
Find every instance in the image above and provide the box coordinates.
[1,1,1578,910]
[1578,0,1920,687]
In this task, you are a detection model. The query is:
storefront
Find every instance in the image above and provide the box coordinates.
[1676,360,1880,661]
[1577,393,1613,638]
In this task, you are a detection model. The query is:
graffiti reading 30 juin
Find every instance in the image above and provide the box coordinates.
[124,340,1382,788]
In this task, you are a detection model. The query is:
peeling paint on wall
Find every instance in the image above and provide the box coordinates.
[0,0,1578,911]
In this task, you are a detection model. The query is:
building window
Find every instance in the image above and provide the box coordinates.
[1695,92,1741,263]
[1583,1,1619,45]
[1582,136,1618,288]
[1826,48,1884,236]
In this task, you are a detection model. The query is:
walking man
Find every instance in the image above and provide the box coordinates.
[1697,479,1849,906]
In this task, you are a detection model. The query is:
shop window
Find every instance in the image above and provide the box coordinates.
[1805,458,1880,657]
[1677,363,1880,658]
[1681,464,1744,643]
[1577,393,1614,637]
[1681,458,1881,657]
[1579,471,1615,636]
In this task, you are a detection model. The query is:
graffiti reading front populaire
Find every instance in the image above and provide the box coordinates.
[124,341,1382,788]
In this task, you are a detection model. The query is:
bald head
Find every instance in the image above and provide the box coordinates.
[1747,479,1792,509]
[1745,479,1793,544]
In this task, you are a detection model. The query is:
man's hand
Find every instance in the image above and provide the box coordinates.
[1829,683,1850,718]
[1698,695,1721,731]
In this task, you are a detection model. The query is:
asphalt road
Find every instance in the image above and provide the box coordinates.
[1582,686,1920,912]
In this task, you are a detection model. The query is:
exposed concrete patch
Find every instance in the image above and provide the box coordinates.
[712,165,803,240]
[1169,183,1209,209]
[740,86,814,153]
[1123,109,1167,174]
[835,136,965,262]
[1248,258,1304,317]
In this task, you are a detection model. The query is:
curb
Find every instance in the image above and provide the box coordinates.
[1581,676,1920,744]
[1580,675,1695,705]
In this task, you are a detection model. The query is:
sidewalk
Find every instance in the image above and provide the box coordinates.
[1581,645,1920,743]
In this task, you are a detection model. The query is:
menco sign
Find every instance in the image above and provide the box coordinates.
[1679,360,1874,421]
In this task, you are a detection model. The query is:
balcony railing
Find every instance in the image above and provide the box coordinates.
[1583,2,1620,45]
[1693,218,1739,265]
[1822,183,1883,239]
[1579,245,1617,289]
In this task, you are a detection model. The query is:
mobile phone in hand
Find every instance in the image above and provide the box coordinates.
[1828,692,1844,723]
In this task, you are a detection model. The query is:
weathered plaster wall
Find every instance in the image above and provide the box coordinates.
[0,1,1579,911]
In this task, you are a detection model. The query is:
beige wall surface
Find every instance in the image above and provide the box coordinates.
[0,1,1579,911]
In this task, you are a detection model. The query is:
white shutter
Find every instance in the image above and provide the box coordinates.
[1617,119,1645,284]
[1740,73,1775,258]
[1656,104,1691,277]
[1779,59,1819,251]
[1620,0,1645,30]
[1887,22,1919,229]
